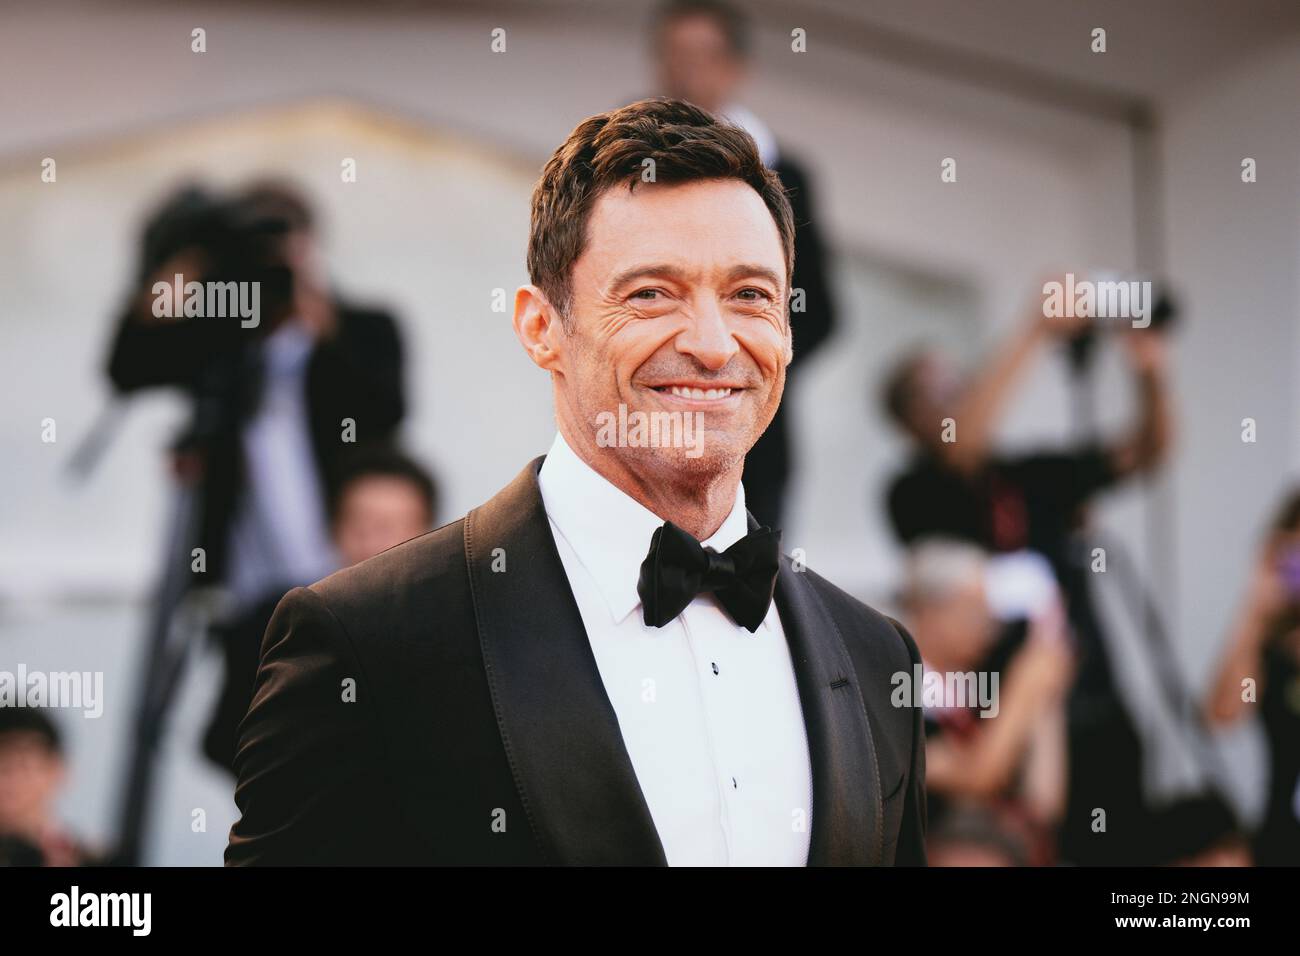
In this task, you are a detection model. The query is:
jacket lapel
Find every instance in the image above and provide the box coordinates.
[765,518,883,865]
[464,458,667,865]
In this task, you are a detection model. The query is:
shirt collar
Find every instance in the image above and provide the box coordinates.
[537,431,755,626]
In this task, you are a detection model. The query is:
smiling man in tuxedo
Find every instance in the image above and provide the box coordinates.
[226,98,926,866]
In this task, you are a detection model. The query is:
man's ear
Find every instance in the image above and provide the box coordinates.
[513,284,564,372]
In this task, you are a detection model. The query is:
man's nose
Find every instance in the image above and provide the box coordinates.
[675,298,739,370]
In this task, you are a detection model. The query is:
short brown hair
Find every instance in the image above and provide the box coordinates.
[527,98,794,323]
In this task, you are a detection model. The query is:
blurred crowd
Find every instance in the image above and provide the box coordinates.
[882,303,1286,866]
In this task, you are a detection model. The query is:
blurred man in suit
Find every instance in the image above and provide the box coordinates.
[227,98,923,866]
[652,0,837,528]
[106,181,407,773]
[107,180,406,600]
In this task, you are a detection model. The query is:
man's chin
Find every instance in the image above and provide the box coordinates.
[609,437,748,480]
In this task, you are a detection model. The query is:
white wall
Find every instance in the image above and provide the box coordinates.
[1163,40,1300,680]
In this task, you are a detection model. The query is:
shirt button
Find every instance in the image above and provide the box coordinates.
[712,662,719,676]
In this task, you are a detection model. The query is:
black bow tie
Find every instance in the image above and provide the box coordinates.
[637,521,781,633]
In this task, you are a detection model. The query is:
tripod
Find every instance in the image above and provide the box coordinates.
[1063,329,1233,803]
[112,478,213,865]
[70,376,236,865]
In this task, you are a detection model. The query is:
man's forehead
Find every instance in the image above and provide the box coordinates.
[579,179,785,277]
[589,176,767,217]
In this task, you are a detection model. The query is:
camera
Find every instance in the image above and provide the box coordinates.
[137,184,296,329]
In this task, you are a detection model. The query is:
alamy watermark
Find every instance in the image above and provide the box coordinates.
[0,664,104,718]
[152,273,260,328]
[50,886,151,936]
[595,403,705,458]
[891,664,1000,718]
[1042,272,1152,328]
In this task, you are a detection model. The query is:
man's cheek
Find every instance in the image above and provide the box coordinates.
[744,331,789,376]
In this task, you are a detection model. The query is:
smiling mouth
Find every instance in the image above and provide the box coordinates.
[650,385,743,401]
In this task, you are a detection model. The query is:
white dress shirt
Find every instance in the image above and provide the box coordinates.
[537,432,813,866]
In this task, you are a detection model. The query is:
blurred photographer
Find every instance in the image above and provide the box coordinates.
[880,283,1174,863]
[105,180,406,773]
[1206,488,1300,865]
[901,540,1073,865]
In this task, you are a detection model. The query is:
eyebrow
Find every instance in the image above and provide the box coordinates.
[607,263,785,292]
[724,264,783,289]
[608,264,690,291]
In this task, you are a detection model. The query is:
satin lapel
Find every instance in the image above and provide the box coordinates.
[464,458,667,865]
[763,518,883,865]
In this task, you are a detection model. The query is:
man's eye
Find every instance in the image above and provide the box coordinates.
[736,288,771,302]
[631,289,662,301]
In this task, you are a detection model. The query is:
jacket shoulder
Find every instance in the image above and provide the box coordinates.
[303,518,469,650]
[792,561,920,671]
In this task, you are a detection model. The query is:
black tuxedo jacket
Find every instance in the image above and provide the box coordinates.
[226,459,927,866]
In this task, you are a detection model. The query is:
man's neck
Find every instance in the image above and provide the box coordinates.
[557,426,740,541]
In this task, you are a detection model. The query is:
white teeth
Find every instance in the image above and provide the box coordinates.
[668,386,732,400]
